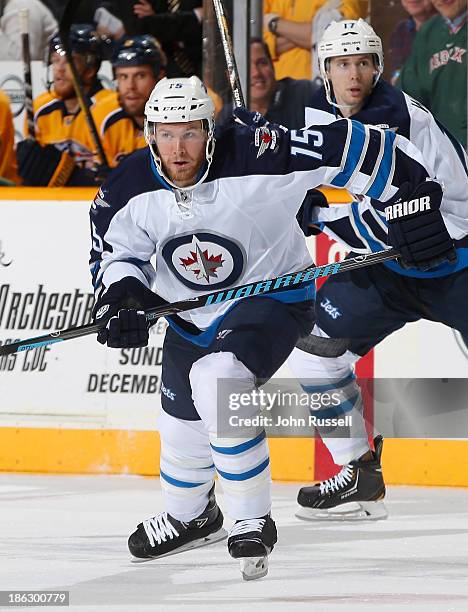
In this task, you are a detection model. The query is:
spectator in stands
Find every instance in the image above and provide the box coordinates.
[0,0,57,60]
[133,0,203,78]
[16,24,113,186]
[263,0,368,81]
[71,1,142,36]
[388,0,436,84]
[94,5,125,41]
[87,35,165,168]
[217,38,319,129]
[0,89,18,184]
[397,0,467,148]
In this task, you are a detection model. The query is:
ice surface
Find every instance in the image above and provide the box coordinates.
[0,474,467,612]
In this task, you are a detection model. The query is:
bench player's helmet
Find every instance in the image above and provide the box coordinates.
[49,24,103,70]
[318,19,384,108]
[112,35,165,78]
[144,76,216,190]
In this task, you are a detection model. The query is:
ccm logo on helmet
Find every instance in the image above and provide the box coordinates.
[385,196,431,221]
[162,105,187,111]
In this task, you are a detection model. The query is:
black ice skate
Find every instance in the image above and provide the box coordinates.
[228,514,277,581]
[296,435,388,521]
[128,487,227,561]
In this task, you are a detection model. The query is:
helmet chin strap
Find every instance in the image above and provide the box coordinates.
[323,70,382,113]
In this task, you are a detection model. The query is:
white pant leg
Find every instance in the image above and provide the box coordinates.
[288,326,370,465]
[157,408,215,522]
[189,351,271,520]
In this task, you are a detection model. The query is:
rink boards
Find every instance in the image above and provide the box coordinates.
[0,188,467,486]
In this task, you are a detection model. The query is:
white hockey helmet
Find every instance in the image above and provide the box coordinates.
[318,19,384,108]
[144,76,216,190]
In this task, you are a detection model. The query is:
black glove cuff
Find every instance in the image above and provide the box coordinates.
[296,189,328,237]
[93,277,167,322]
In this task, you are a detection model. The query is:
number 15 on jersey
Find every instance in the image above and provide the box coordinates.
[291,129,323,160]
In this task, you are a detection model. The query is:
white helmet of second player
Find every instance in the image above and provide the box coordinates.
[144,76,216,191]
[318,19,384,108]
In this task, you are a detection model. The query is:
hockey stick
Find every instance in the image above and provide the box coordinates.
[19,9,35,138]
[212,0,245,108]
[0,248,399,356]
[58,0,110,169]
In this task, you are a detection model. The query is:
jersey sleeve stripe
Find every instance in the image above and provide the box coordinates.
[330,120,366,188]
[365,130,397,199]
[359,208,388,248]
[34,98,61,122]
[360,128,385,194]
[342,125,370,190]
[101,107,126,136]
[351,203,386,252]
[321,220,368,251]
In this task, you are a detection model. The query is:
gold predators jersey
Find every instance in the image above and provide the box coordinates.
[88,91,146,168]
[29,82,113,169]
[0,90,19,184]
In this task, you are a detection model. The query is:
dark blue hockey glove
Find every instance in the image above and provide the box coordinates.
[232,107,269,129]
[296,189,329,237]
[385,180,457,271]
[93,277,167,348]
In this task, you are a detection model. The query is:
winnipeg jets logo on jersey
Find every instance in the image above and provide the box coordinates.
[320,297,342,319]
[180,238,224,283]
[255,127,278,158]
[161,233,245,291]
[91,188,111,213]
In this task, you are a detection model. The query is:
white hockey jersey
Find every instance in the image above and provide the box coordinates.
[90,118,432,342]
[304,81,468,278]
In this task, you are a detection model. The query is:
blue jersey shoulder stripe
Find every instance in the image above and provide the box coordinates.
[331,121,366,188]
[366,130,396,199]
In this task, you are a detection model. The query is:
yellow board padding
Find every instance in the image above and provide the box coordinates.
[0,187,98,201]
[382,439,468,487]
[0,427,315,481]
[0,186,351,203]
[1,428,468,486]
[0,428,160,476]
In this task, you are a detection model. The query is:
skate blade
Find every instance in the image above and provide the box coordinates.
[295,500,388,522]
[130,527,228,563]
[240,556,268,581]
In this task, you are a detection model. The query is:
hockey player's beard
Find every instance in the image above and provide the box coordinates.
[161,157,205,188]
[54,80,76,101]
[121,97,146,123]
